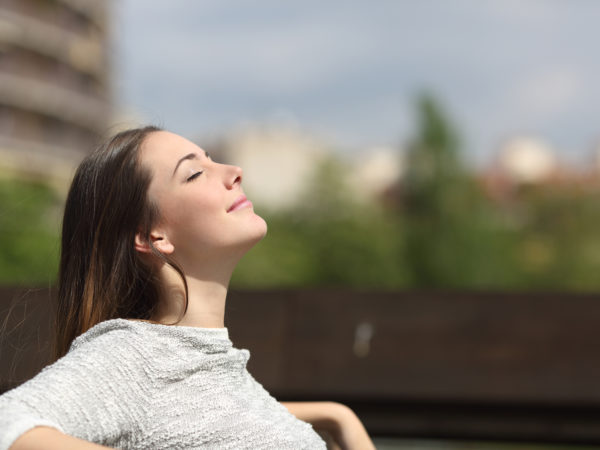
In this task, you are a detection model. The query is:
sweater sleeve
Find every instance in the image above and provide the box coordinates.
[0,328,147,450]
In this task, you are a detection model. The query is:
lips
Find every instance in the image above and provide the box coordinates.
[227,195,252,213]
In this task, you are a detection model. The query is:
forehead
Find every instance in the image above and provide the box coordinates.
[140,131,199,167]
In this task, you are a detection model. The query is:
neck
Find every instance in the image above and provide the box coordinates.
[152,263,232,328]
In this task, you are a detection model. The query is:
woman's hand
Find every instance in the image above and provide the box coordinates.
[281,401,375,450]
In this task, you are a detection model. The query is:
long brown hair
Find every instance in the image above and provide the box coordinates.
[53,126,188,360]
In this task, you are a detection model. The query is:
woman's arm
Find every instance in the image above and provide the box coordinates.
[281,401,375,450]
[10,427,111,450]
[0,328,149,450]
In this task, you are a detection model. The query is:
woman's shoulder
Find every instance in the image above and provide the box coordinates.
[68,318,146,353]
[16,319,152,394]
[0,319,151,449]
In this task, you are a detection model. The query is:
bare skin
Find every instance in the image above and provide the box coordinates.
[282,401,376,450]
[11,131,374,450]
[12,427,110,449]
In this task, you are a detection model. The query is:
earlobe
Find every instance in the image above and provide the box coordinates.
[135,230,175,255]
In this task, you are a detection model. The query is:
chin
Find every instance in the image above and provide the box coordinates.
[249,215,268,242]
[230,214,266,247]
[226,214,267,256]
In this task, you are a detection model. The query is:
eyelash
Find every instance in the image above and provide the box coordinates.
[186,171,203,182]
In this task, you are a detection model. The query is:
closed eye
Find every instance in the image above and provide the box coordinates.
[186,171,203,182]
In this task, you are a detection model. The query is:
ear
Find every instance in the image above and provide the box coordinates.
[135,229,175,255]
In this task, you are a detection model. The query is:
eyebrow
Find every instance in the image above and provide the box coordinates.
[172,151,209,177]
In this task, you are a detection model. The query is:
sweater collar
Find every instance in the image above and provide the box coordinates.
[70,318,232,354]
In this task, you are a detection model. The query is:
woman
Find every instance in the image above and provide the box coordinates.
[0,127,374,449]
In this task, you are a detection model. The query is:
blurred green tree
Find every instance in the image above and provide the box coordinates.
[4,93,600,292]
[0,176,61,285]
[509,183,600,291]
[401,93,523,289]
[232,155,410,289]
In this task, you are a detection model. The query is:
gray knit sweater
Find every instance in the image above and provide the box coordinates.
[0,319,326,449]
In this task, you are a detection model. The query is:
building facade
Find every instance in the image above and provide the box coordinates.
[0,0,110,179]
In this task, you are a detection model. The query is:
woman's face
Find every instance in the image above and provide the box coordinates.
[139,131,267,263]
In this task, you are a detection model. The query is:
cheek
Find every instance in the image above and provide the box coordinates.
[161,194,228,245]
[160,188,215,223]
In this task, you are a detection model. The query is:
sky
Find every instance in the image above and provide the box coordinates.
[113,0,600,167]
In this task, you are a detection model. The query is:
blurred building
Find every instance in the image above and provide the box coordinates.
[350,146,404,203]
[476,136,600,204]
[0,0,110,180]
[478,137,557,202]
[216,124,327,211]
[497,137,557,184]
[213,125,405,212]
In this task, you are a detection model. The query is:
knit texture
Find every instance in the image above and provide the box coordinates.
[0,319,326,449]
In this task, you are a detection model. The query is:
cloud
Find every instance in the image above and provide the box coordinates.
[512,67,584,120]
[482,0,562,26]
[113,0,600,164]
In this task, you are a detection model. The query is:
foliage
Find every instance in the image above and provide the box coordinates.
[5,93,600,291]
[507,184,600,291]
[400,93,521,289]
[234,92,600,291]
[0,176,61,285]
[232,156,410,288]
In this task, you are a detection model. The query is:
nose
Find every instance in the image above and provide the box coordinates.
[225,164,243,189]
